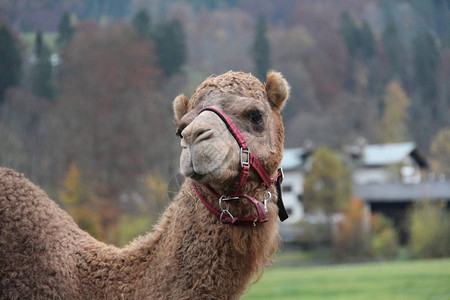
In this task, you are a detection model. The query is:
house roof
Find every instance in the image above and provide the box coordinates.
[354,142,428,168]
[355,181,450,202]
[363,142,415,166]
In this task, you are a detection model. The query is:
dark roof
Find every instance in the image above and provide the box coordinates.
[355,182,450,202]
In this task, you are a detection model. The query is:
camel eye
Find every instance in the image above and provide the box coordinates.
[248,110,264,125]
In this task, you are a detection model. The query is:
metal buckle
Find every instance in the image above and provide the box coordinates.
[240,148,251,167]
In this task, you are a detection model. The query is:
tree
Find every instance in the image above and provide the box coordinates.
[56,23,167,243]
[153,19,186,78]
[360,21,375,60]
[380,81,410,143]
[251,15,270,81]
[339,11,361,59]
[303,146,351,246]
[334,198,371,260]
[59,163,102,240]
[56,12,74,49]
[409,201,450,258]
[382,10,404,80]
[31,31,55,101]
[413,30,440,117]
[430,128,450,175]
[132,8,151,39]
[370,213,399,259]
[303,146,351,215]
[0,25,22,104]
[0,124,27,172]
[339,11,376,91]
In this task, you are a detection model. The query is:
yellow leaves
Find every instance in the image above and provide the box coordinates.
[370,213,399,259]
[59,163,102,240]
[430,128,450,175]
[59,162,84,208]
[304,146,351,215]
[143,170,169,217]
[409,201,450,258]
[380,81,410,143]
[58,165,170,246]
[334,198,370,259]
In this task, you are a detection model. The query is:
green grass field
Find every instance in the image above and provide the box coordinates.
[242,258,450,300]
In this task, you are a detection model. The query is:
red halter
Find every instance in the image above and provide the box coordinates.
[191,107,288,225]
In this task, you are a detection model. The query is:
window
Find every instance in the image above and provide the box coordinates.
[283,185,292,192]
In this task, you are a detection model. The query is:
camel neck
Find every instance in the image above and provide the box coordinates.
[103,182,280,299]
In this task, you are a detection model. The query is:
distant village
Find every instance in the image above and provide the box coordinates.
[280,140,450,242]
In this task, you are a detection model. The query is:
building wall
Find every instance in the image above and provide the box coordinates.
[281,170,304,224]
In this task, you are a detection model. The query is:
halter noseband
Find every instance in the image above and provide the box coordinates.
[191,107,288,225]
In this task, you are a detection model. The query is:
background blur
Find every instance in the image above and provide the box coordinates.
[0,0,449,268]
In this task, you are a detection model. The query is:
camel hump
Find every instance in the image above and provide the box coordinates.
[0,167,26,197]
[0,167,50,213]
[0,167,32,196]
[0,167,25,181]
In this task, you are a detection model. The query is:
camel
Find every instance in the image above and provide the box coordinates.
[0,71,290,299]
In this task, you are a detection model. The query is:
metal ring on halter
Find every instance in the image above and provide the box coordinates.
[219,195,240,222]
[219,195,230,212]
[219,195,239,210]
[220,210,234,222]
[263,191,272,213]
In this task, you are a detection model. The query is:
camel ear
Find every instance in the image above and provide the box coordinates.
[265,71,290,111]
[173,94,189,122]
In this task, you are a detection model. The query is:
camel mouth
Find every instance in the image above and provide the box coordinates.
[180,145,236,185]
[184,170,206,182]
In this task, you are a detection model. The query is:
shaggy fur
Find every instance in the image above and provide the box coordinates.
[0,71,289,299]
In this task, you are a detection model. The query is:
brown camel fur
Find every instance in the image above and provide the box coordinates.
[0,71,290,299]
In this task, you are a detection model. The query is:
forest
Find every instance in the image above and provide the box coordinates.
[0,0,449,245]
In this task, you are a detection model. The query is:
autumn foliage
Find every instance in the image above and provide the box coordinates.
[334,198,370,260]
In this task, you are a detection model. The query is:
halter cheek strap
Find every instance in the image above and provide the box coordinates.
[192,107,289,225]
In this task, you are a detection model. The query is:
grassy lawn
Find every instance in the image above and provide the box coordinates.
[242,258,450,300]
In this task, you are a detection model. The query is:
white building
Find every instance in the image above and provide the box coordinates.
[280,147,313,224]
[347,142,428,185]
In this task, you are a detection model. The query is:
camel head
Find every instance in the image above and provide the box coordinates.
[173,71,289,196]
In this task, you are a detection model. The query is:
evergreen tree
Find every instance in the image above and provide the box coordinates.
[251,15,270,81]
[360,21,375,60]
[0,25,22,104]
[339,11,361,58]
[413,30,440,113]
[56,12,74,49]
[132,8,151,39]
[339,11,375,91]
[153,19,186,78]
[32,31,55,101]
[382,11,404,80]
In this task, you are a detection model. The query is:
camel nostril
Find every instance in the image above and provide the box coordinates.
[194,128,213,143]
